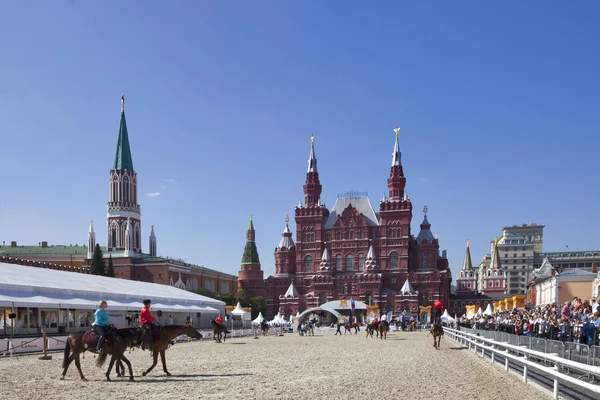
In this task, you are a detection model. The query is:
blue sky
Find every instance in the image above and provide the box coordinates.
[1,1,599,278]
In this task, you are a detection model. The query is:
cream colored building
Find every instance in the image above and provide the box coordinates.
[535,268,596,306]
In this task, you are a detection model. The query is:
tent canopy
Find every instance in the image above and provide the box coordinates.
[252,312,265,325]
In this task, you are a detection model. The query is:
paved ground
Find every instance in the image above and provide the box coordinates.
[0,331,550,399]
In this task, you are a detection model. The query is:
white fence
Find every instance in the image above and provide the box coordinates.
[445,327,600,400]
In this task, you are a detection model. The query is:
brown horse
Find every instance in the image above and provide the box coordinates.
[61,327,143,381]
[379,320,389,340]
[141,325,202,377]
[260,322,269,336]
[344,322,360,334]
[430,323,443,349]
[210,319,230,342]
[366,321,380,338]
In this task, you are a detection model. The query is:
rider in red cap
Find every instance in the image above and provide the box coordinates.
[433,298,444,323]
[140,299,161,351]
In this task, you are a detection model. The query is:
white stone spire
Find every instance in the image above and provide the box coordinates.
[149,225,157,257]
[87,221,96,259]
[462,239,473,271]
[277,216,295,250]
[364,245,379,271]
[400,279,416,295]
[125,217,132,255]
[392,126,401,166]
[283,281,299,298]
[319,248,332,271]
[307,134,317,173]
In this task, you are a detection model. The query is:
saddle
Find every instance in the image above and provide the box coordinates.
[143,325,162,342]
[83,326,116,350]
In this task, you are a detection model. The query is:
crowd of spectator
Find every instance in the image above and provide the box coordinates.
[460,297,600,346]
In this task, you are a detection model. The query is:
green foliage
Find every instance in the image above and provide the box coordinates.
[194,287,213,298]
[234,289,250,307]
[91,244,106,276]
[214,292,236,306]
[249,296,266,320]
[105,255,115,277]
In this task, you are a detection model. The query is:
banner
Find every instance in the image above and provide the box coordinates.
[366,305,379,321]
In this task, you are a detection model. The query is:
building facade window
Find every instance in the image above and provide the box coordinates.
[347,283,352,295]
[422,256,427,269]
[389,252,398,269]
[304,256,313,273]
[280,260,287,274]
[358,253,365,269]
[336,255,342,271]
[346,254,353,271]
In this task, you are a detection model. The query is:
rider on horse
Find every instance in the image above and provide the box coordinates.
[140,298,162,351]
[433,298,444,324]
[93,300,109,354]
[215,313,226,331]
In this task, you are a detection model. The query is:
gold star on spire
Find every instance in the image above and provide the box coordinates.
[394,126,400,137]
[466,239,470,246]
[423,205,428,216]
[311,134,315,143]
[121,94,125,112]
[285,215,289,223]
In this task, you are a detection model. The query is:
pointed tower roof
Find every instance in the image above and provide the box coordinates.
[462,239,473,270]
[416,206,435,244]
[392,126,401,166]
[150,225,156,238]
[400,279,416,295]
[89,220,95,233]
[307,134,317,173]
[283,281,299,298]
[241,216,260,264]
[319,248,331,270]
[364,245,378,270]
[113,95,134,171]
[488,237,501,270]
[277,216,295,250]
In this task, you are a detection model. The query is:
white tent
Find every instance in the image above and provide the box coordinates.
[476,307,482,317]
[483,304,494,316]
[269,312,282,326]
[466,310,475,319]
[252,312,265,326]
[231,302,251,321]
[440,309,455,322]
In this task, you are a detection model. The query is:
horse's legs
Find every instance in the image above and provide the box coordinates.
[119,354,134,381]
[74,353,87,381]
[105,355,116,381]
[61,352,78,380]
[142,350,159,377]
[160,350,171,376]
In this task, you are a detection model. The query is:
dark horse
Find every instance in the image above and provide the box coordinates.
[210,319,230,342]
[260,322,269,336]
[430,323,444,349]
[142,325,202,377]
[379,320,389,340]
[366,321,380,338]
[344,322,360,334]
[61,326,144,381]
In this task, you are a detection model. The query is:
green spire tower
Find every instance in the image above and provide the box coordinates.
[241,216,260,264]
[113,94,134,171]
[237,216,265,296]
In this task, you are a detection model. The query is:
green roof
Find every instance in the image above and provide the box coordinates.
[113,105,134,171]
[241,241,260,265]
[0,245,106,256]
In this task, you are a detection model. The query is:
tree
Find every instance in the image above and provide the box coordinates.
[249,296,266,320]
[234,289,250,307]
[105,255,115,277]
[90,244,106,276]
[194,287,214,298]
[214,292,236,306]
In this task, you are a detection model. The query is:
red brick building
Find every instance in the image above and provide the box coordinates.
[238,130,452,318]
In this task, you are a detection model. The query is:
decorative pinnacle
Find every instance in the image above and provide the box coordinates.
[121,94,125,112]
[394,126,400,137]
[311,134,315,143]
[423,205,428,216]
[466,238,470,246]
[285,215,289,223]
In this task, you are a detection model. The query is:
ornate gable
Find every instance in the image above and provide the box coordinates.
[332,204,368,228]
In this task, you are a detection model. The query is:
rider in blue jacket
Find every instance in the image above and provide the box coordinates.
[93,300,109,353]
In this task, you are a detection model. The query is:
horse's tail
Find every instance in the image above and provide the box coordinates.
[62,339,71,368]
[96,351,108,367]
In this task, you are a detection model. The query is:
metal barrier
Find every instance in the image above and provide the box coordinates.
[445,327,600,400]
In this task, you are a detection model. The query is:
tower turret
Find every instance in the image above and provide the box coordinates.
[87,221,96,259]
[274,216,296,275]
[149,225,157,257]
[387,126,406,201]
[106,95,142,255]
[238,216,265,296]
[303,135,322,207]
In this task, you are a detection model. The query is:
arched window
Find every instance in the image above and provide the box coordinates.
[389,252,398,269]
[111,226,117,248]
[495,280,500,288]
[304,256,313,273]
[327,232,331,241]
[336,254,342,271]
[123,177,130,202]
[336,231,341,240]
[358,253,365,269]
[346,254,353,271]
[281,260,287,274]
[220,282,229,293]
[422,256,427,269]
[350,231,354,239]
[318,293,327,305]
[358,231,363,239]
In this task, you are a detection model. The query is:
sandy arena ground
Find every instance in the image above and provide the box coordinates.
[0,331,549,400]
